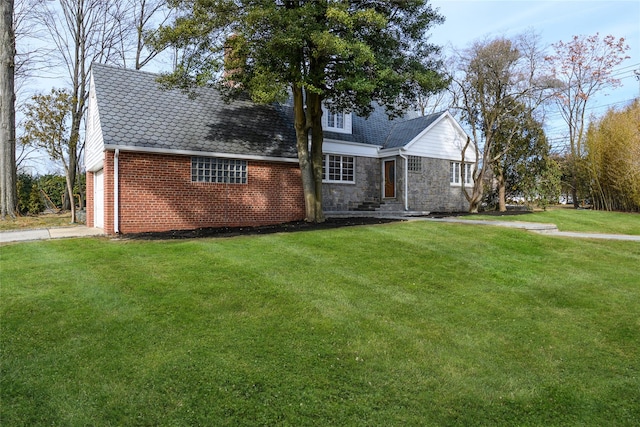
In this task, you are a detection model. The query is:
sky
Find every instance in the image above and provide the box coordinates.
[429,0,640,147]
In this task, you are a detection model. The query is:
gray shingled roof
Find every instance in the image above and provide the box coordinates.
[91,64,298,159]
[323,105,444,149]
[383,112,445,149]
[92,64,444,156]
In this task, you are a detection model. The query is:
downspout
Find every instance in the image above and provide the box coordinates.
[399,151,409,211]
[114,149,120,234]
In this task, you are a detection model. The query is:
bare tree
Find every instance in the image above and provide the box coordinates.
[122,0,173,70]
[416,89,450,117]
[451,33,552,212]
[14,0,54,89]
[1,0,17,219]
[545,33,630,208]
[30,0,128,221]
[17,1,171,220]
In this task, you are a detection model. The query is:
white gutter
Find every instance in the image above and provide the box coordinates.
[103,144,300,164]
[399,151,409,211]
[114,149,120,234]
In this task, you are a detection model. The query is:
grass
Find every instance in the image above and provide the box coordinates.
[466,206,640,235]
[0,212,74,231]
[1,220,640,425]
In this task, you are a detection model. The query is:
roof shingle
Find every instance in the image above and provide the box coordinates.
[92,64,446,156]
[92,64,298,159]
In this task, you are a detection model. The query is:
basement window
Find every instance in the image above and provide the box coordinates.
[191,157,247,184]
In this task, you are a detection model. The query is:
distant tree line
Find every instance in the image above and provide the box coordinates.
[16,173,67,215]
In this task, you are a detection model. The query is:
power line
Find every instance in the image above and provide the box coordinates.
[611,62,640,73]
[543,98,637,119]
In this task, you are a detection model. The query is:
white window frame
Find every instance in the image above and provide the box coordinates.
[464,163,473,185]
[191,157,247,184]
[450,161,473,186]
[322,154,355,184]
[327,110,344,130]
[450,161,461,185]
[321,105,352,134]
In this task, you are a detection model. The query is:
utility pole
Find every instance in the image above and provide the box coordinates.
[635,69,640,97]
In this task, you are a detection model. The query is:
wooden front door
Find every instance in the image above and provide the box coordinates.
[384,159,396,198]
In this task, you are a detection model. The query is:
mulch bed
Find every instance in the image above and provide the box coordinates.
[121,209,534,240]
[123,217,403,240]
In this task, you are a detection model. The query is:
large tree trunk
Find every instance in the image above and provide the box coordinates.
[497,172,507,212]
[64,164,76,224]
[461,136,483,213]
[0,0,17,219]
[292,84,318,222]
[467,184,483,213]
[307,91,325,223]
[291,84,326,223]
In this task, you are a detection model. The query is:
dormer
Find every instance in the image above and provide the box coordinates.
[321,105,352,134]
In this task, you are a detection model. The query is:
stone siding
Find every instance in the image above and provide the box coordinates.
[322,155,470,213]
[407,157,469,212]
[322,156,381,211]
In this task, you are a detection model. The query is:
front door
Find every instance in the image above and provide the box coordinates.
[384,159,396,198]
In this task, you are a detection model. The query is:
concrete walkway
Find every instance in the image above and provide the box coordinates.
[419,217,640,241]
[0,226,104,244]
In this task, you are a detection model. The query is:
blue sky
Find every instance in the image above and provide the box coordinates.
[430,0,640,145]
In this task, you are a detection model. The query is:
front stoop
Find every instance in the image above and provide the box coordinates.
[325,210,431,218]
[352,201,385,211]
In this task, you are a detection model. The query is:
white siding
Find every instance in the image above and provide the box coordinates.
[85,73,105,172]
[404,115,476,162]
[323,139,379,157]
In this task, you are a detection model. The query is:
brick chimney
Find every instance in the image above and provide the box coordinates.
[223,34,243,88]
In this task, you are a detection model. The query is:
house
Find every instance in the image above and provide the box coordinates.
[85,64,475,234]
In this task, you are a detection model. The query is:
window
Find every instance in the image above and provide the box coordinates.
[450,162,460,184]
[408,156,422,172]
[450,161,473,185]
[322,154,355,183]
[327,110,344,129]
[322,104,352,134]
[191,157,247,184]
[464,163,473,185]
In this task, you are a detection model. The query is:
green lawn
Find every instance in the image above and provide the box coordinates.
[466,206,640,235]
[1,220,639,425]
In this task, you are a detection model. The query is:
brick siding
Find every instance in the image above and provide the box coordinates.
[88,151,305,234]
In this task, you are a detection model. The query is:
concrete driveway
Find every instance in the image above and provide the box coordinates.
[0,226,104,244]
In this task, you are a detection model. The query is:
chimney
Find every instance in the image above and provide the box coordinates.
[223,34,243,88]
